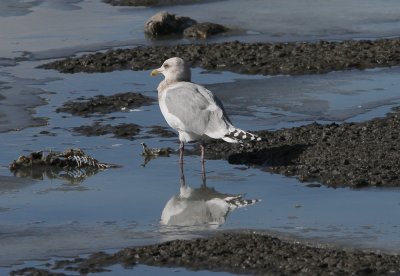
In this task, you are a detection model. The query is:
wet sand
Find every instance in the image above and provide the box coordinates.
[10,231,400,275]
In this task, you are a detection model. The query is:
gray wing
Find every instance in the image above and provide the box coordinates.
[197,84,233,124]
[164,82,231,138]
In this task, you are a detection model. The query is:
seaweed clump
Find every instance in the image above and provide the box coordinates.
[10,148,119,182]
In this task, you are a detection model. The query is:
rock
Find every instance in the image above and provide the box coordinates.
[140,142,172,156]
[183,22,229,39]
[144,11,197,36]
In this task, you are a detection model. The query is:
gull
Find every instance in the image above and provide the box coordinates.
[151,57,261,163]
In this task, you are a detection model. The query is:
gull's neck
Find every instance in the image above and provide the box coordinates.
[157,79,184,99]
[157,80,170,98]
[157,69,191,99]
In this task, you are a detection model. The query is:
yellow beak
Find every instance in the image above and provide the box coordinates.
[150,69,160,76]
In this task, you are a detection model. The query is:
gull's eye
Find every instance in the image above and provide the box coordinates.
[163,63,169,69]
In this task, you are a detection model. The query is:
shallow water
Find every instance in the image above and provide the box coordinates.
[1,0,400,273]
[0,258,233,275]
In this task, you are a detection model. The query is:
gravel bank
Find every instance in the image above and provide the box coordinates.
[40,39,400,75]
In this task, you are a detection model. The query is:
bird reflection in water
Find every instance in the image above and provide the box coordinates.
[161,162,260,228]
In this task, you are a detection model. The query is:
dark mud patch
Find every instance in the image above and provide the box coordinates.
[40,39,400,75]
[56,92,154,116]
[147,125,176,138]
[32,130,57,137]
[12,232,400,275]
[73,122,141,140]
[72,123,175,141]
[200,108,400,188]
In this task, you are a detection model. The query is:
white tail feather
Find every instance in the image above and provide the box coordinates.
[224,127,261,143]
[226,196,261,208]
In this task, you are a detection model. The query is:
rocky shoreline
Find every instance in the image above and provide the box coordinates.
[10,232,400,275]
[40,39,400,75]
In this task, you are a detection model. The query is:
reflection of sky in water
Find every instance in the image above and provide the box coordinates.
[207,67,400,129]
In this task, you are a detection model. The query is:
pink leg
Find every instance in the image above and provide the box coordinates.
[179,159,185,187]
[179,141,184,164]
[200,144,205,164]
[201,160,206,186]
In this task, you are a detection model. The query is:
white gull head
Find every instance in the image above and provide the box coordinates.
[151,57,191,83]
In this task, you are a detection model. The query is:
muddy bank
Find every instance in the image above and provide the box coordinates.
[11,232,400,275]
[56,92,154,116]
[200,108,400,188]
[40,39,400,75]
